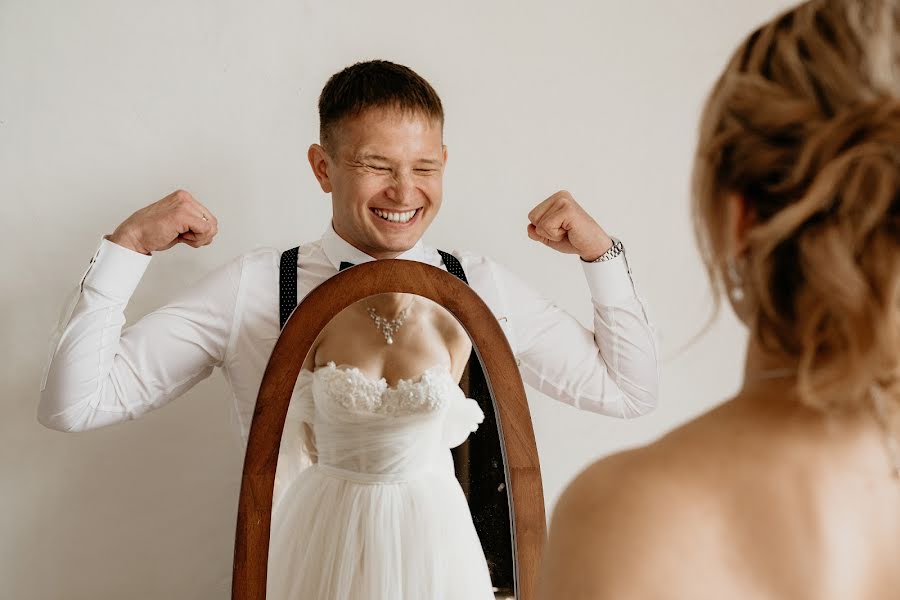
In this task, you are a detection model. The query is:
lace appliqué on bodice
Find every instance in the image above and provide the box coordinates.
[313,361,457,416]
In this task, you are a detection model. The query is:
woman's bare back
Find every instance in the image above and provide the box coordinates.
[542,385,900,600]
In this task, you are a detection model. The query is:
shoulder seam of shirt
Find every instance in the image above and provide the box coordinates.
[298,238,324,259]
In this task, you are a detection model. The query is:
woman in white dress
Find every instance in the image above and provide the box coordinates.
[267,292,495,599]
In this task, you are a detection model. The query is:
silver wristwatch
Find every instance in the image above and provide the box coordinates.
[581,237,624,263]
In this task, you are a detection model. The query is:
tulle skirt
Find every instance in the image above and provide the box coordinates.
[267,464,495,600]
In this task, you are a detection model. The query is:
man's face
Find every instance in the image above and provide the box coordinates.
[309,107,447,260]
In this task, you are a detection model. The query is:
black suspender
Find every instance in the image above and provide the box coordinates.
[437,250,468,285]
[278,248,468,329]
[278,246,300,330]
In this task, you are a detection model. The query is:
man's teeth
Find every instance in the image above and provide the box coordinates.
[373,208,417,223]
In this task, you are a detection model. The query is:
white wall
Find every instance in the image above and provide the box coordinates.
[1,0,793,597]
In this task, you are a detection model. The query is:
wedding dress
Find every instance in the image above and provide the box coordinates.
[266,361,496,600]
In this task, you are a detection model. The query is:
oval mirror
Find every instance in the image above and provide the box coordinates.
[232,259,544,599]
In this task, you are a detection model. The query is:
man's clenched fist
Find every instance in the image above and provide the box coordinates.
[107,190,218,255]
[527,190,613,261]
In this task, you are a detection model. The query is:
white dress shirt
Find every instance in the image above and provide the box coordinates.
[38,224,659,440]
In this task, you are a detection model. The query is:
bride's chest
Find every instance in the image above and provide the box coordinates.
[312,363,453,417]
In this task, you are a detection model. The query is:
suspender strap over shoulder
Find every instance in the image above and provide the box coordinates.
[279,248,467,329]
[437,250,468,284]
[279,246,300,330]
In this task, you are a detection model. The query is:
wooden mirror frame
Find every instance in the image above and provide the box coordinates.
[232,259,546,599]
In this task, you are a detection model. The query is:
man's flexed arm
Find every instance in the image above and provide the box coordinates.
[38,190,237,431]
[508,190,659,417]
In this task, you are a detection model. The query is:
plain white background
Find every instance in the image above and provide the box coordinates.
[1,0,795,597]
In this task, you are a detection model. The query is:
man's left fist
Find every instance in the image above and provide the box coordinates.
[527,190,613,261]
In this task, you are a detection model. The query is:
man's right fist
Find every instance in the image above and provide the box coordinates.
[107,190,219,255]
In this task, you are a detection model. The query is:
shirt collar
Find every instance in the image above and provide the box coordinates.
[321,222,428,270]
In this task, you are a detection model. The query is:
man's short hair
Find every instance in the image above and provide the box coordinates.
[318,60,444,151]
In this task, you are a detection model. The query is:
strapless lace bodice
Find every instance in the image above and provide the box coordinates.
[312,362,457,416]
[281,361,484,482]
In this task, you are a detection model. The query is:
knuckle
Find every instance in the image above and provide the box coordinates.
[173,189,194,204]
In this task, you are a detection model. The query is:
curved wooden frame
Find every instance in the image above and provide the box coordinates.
[232,259,545,599]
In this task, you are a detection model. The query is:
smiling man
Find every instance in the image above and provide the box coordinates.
[38,59,658,447]
[311,99,447,260]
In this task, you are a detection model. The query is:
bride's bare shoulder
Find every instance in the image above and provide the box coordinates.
[551,424,719,536]
[540,412,739,598]
[420,299,471,373]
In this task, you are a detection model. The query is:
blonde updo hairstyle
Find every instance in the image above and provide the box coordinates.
[693,0,900,411]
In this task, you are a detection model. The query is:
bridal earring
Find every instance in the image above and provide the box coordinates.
[727,256,745,303]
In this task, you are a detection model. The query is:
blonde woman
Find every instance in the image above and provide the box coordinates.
[540,1,900,598]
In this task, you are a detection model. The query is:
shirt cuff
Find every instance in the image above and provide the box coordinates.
[81,237,152,300]
[580,253,636,306]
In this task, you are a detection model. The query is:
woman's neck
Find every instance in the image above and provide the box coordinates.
[741,336,799,389]
[735,336,881,434]
[364,293,416,319]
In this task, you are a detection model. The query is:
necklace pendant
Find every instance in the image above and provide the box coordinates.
[366,304,410,346]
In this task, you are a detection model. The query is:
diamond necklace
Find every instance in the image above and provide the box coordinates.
[365,301,412,345]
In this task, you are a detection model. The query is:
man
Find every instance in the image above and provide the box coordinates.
[39,60,658,445]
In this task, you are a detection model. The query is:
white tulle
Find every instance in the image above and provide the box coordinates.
[267,362,495,600]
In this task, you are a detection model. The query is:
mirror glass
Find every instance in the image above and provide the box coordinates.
[269,292,515,599]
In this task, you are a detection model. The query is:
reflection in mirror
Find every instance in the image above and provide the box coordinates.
[267,292,514,599]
